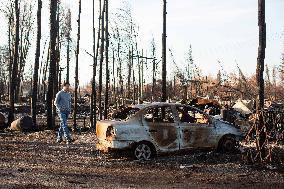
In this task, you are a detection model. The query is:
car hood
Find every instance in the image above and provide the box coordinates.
[214,119,244,137]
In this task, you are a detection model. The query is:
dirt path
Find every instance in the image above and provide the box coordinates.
[0,131,283,189]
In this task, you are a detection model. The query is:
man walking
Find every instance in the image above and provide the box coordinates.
[54,82,73,144]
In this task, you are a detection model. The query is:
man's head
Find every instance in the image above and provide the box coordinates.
[63,82,70,92]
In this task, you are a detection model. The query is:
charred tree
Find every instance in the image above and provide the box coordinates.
[151,39,157,102]
[138,51,141,101]
[132,47,135,104]
[98,0,106,120]
[152,59,156,101]
[161,0,167,102]
[73,0,82,129]
[8,0,20,125]
[127,48,132,99]
[43,45,50,102]
[8,17,12,100]
[15,3,33,102]
[104,0,109,119]
[31,0,42,126]
[65,9,72,83]
[54,4,60,102]
[47,0,58,129]
[255,0,266,160]
[112,51,116,107]
[93,0,103,126]
[38,39,48,99]
[141,50,144,100]
[90,0,96,128]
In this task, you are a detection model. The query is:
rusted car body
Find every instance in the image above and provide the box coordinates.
[96,103,243,160]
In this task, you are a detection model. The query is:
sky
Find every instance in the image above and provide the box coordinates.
[0,0,284,86]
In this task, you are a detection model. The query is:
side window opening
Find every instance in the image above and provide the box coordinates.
[144,106,175,123]
[177,106,209,124]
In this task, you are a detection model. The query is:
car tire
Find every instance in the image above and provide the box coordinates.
[218,135,237,153]
[133,142,156,160]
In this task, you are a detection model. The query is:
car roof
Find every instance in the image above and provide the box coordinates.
[137,102,206,112]
[130,102,210,120]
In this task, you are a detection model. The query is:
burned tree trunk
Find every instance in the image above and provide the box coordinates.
[132,47,135,104]
[104,0,109,119]
[151,38,157,102]
[38,39,48,99]
[47,0,58,129]
[138,52,141,101]
[43,45,50,102]
[92,0,103,126]
[8,17,12,100]
[141,50,144,100]
[90,0,96,128]
[118,43,123,103]
[98,0,105,120]
[66,40,70,83]
[31,0,42,126]
[53,5,60,103]
[8,0,20,125]
[65,9,72,83]
[112,51,116,107]
[73,0,82,129]
[127,48,132,99]
[255,0,266,160]
[161,0,167,102]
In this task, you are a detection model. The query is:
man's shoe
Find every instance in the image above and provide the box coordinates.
[56,138,63,143]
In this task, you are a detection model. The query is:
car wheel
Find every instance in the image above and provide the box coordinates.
[219,136,237,153]
[133,142,154,160]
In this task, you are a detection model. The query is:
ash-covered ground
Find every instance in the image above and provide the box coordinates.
[0,131,283,189]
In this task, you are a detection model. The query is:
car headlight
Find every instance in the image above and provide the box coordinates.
[106,126,115,139]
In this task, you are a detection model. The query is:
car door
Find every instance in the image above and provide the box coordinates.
[141,105,180,152]
[176,105,216,149]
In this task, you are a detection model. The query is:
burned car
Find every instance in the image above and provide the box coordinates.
[96,103,244,160]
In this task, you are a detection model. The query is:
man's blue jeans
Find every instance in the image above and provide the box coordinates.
[57,112,71,140]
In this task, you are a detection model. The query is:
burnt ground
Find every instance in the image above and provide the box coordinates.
[0,131,284,189]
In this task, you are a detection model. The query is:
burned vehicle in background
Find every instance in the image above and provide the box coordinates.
[96,103,244,160]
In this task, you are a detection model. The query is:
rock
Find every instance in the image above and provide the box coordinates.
[10,116,36,132]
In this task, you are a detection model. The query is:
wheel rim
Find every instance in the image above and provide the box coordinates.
[223,139,235,152]
[134,144,152,160]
